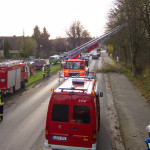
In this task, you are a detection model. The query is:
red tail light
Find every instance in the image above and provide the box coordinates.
[92,130,97,144]
[45,128,48,139]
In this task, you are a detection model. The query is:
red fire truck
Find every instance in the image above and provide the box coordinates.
[0,61,28,94]
[63,59,89,77]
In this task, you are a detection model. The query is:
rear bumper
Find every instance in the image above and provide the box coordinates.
[64,71,85,77]
[45,140,96,150]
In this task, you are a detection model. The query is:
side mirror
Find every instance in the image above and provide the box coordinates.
[100,92,103,97]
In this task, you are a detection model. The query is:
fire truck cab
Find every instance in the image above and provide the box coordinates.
[45,76,103,150]
[63,59,89,77]
[0,60,28,94]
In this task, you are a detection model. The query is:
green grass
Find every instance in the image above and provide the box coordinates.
[26,64,61,86]
[122,66,150,103]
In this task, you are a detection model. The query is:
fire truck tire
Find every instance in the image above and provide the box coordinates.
[98,115,100,131]
[21,81,25,89]
[11,86,15,94]
[86,70,89,76]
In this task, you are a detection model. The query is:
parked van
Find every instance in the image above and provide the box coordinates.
[45,77,103,150]
[49,55,62,64]
[34,59,46,70]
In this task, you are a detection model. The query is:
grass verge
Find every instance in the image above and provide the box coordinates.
[26,64,61,86]
[122,66,150,104]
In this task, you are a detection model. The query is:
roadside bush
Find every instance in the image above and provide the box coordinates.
[121,64,150,103]
[96,63,122,73]
[11,54,22,60]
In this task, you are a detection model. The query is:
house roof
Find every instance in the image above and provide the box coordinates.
[0,36,22,50]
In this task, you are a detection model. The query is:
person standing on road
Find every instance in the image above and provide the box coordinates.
[146,125,150,150]
[146,137,150,150]
[0,94,4,122]
[116,56,119,62]
[46,64,50,77]
[42,64,46,79]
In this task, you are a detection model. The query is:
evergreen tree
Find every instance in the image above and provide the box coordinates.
[32,25,41,42]
[4,38,11,59]
[40,27,50,57]
[32,25,41,57]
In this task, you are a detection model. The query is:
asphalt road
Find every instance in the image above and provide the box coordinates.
[0,52,113,150]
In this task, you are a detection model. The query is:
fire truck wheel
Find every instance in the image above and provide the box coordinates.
[0,116,3,122]
[98,115,100,131]
[21,81,25,89]
[11,86,15,95]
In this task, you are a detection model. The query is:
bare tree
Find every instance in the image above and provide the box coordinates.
[66,21,92,49]
[105,0,147,77]
[66,22,77,49]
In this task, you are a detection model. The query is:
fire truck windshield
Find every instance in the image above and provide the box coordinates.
[65,62,85,69]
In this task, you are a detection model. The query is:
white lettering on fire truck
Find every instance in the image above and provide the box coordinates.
[79,100,87,103]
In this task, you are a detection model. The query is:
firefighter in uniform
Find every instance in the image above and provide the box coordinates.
[43,64,46,79]
[46,64,50,77]
[146,136,150,150]
[146,125,150,150]
[0,94,4,122]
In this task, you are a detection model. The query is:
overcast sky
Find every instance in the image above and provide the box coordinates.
[0,0,114,39]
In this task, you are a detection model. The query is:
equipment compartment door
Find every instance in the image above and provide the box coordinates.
[15,68,21,90]
[7,70,16,88]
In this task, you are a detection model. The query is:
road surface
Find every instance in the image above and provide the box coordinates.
[0,52,113,150]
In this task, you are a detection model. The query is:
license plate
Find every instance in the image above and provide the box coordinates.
[52,136,67,141]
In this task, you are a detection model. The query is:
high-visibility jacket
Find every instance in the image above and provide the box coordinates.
[30,65,34,73]
[42,66,46,74]
[0,95,4,117]
[46,65,50,75]
[0,95,4,106]
[146,138,150,150]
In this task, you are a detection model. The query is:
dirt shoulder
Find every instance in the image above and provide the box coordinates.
[105,74,125,150]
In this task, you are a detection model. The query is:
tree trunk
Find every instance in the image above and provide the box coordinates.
[123,45,127,67]
[131,50,137,77]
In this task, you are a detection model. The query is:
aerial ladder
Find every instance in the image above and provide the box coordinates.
[59,23,127,79]
[67,23,128,59]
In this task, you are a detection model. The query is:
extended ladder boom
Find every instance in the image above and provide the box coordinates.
[67,23,127,58]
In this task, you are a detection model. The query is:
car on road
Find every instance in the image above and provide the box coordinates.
[92,54,99,59]
[85,53,90,58]
[97,52,101,57]
[49,55,62,64]
[89,51,94,56]
[34,59,46,70]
